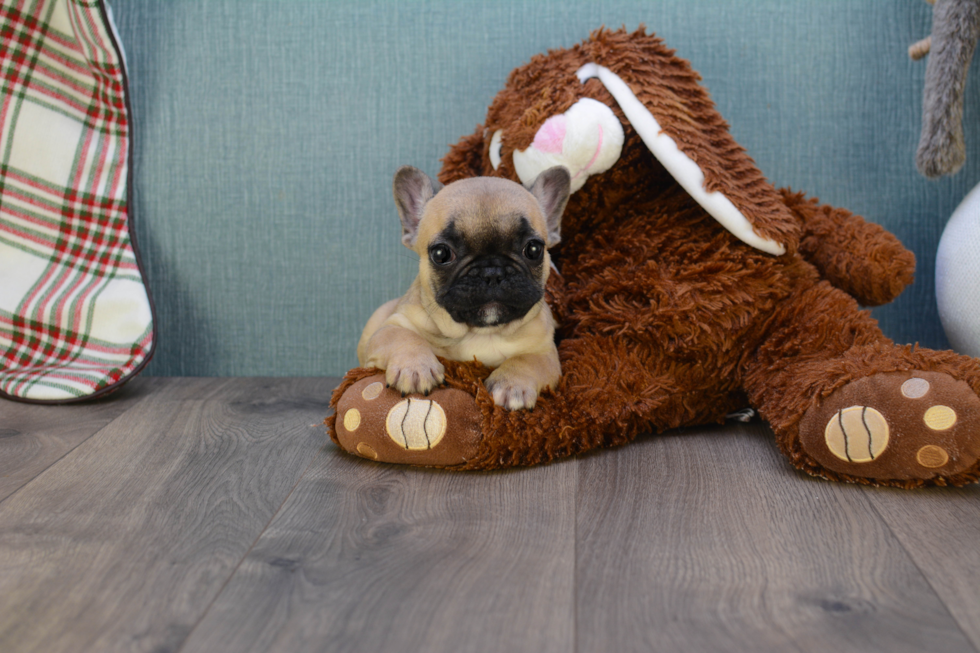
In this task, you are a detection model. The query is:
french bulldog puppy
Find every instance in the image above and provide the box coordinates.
[357,165,571,410]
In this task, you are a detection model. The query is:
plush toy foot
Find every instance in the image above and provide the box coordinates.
[332,374,483,467]
[798,371,980,485]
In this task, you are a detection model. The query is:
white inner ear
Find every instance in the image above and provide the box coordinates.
[576,63,785,256]
[489,129,503,170]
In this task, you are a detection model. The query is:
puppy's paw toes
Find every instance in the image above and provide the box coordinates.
[332,374,482,466]
[386,358,445,396]
[798,371,980,485]
[486,375,538,411]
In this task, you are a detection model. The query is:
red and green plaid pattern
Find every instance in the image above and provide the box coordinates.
[0,0,154,402]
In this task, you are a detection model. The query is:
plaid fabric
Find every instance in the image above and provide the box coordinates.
[0,0,153,402]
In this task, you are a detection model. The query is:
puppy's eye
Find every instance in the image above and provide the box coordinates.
[523,240,544,261]
[429,244,455,266]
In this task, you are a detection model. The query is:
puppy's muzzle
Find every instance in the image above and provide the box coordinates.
[439,256,542,327]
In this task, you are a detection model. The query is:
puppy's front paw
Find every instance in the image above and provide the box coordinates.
[385,352,445,396]
[485,369,540,410]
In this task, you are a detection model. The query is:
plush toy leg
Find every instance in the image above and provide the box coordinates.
[328,357,596,470]
[743,281,980,487]
[328,330,748,470]
[452,330,740,469]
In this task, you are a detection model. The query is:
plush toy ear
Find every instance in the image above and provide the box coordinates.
[527,166,571,246]
[393,166,439,248]
[579,28,801,255]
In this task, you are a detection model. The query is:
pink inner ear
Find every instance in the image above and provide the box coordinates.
[533,115,567,154]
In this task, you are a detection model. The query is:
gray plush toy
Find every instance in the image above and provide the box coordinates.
[911,0,980,357]
[911,0,980,177]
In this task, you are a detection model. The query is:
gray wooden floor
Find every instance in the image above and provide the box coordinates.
[1,377,979,653]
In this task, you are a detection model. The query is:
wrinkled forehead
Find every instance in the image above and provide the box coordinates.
[419,178,546,244]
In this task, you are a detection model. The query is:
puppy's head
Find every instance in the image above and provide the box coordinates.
[394,166,570,328]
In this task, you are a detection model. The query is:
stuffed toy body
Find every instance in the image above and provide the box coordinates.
[330,28,980,488]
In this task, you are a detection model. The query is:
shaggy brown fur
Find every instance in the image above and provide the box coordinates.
[330,27,980,487]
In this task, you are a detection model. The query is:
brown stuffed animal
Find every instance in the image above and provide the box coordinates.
[329,27,980,488]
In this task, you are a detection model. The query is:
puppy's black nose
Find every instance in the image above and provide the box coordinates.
[469,257,507,286]
[480,266,504,285]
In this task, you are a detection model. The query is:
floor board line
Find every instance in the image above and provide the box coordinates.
[175,444,330,653]
[861,493,977,651]
[0,377,167,505]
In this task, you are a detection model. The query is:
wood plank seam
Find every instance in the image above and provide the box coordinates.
[0,387,158,509]
[862,494,980,653]
[174,446,326,652]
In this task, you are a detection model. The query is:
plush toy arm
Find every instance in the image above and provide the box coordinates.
[781,190,915,307]
[916,0,980,178]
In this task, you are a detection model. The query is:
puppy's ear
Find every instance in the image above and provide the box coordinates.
[393,166,440,248]
[528,166,571,247]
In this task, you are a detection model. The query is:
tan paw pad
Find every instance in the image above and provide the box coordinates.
[356,442,378,460]
[343,408,361,432]
[385,398,447,450]
[824,406,889,463]
[917,445,949,469]
[362,381,384,401]
[923,405,956,431]
[901,377,930,399]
